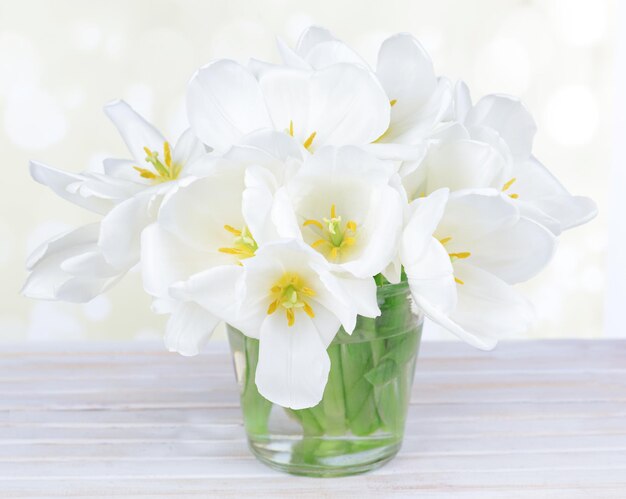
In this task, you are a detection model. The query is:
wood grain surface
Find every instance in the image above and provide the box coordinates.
[1,340,624,498]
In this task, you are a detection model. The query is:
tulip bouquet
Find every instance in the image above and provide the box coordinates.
[24,27,596,475]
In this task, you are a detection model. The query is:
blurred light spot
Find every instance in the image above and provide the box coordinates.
[580,265,605,293]
[124,83,154,121]
[104,33,126,59]
[0,220,14,266]
[474,38,530,94]
[27,302,84,340]
[551,0,607,47]
[544,85,598,146]
[4,85,67,150]
[82,295,112,321]
[73,21,102,51]
[0,32,41,96]
[63,87,85,109]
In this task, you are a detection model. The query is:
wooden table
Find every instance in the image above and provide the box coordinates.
[1,340,625,498]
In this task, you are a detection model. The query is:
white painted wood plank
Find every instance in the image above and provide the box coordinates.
[0,340,624,497]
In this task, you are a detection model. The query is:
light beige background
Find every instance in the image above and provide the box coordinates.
[0,0,613,342]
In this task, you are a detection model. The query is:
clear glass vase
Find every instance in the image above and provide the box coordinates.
[227,281,423,477]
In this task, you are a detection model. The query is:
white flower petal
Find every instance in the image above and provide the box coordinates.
[170,265,252,335]
[401,188,449,269]
[377,33,437,115]
[186,60,272,152]
[405,238,457,314]
[22,224,125,303]
[164,302,220,356]
[331,274,380,320]
[255,312,330,409]
[514,157,598,232]
[103,100,166,165]
[305,40,368,69]
[465,94,536,160]
[172,128,207,167]
[26,224,99,270]
[276,36,310,69]
[451,261,535,344]
[453,80,472,122]
[141,223,218,299]
[422,140,508,195]
[243,166,281,245]
[307,64,390,147]
[295,26,336,57]
[29,161,117,215]
[157,172,245,253]
[413,294,498,350]
[102,158,148,184]
[437,189,518,247]
[99,191,157,269]
[468,215,556,284]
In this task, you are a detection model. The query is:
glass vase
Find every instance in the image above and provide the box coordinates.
[227,281,423,477]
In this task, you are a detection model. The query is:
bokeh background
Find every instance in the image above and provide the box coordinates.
[0,0,616,343]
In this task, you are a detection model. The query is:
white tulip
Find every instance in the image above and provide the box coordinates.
[278,27,452,146]
[186,59,390,153]
[270,145,404,285]
[449,82,597,233]
[142,130,304,355]
[25,100,207,302]
[402,189,556,350]
[22,224,124,303]
[173,239,378,409]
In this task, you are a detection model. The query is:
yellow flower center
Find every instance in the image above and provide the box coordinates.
[133,142,182,184]
[218,225,258,262]
[287,120,317,150]
[266,272,316,327]
[501,177,519,199]
[303,204,358,262]
[439,236,471,285]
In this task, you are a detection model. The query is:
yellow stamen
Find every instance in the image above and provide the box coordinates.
[286,308,295,327]
[143,146,152,157]
[303,302,315,318]
[342,236,356,247]
[218,247,247,255]
[270,285,282,293]
[303,131,317,149]
[439,236,452,245]
[509,193,519,199]
[311,239,327,248]
[164,142,172,168]
[289,120,294,137]
[223,224,242,236]
[390,99,397,107]
[330,247,339,260]
[133,166,157,179]
[301,287,316,297]
[303,219,324,230]
[346,220,357,232]
[330,204,336,219]
[502,177,517,191]
[267,300,278,315]
[449,252,471,260]
[455,277,465,285]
